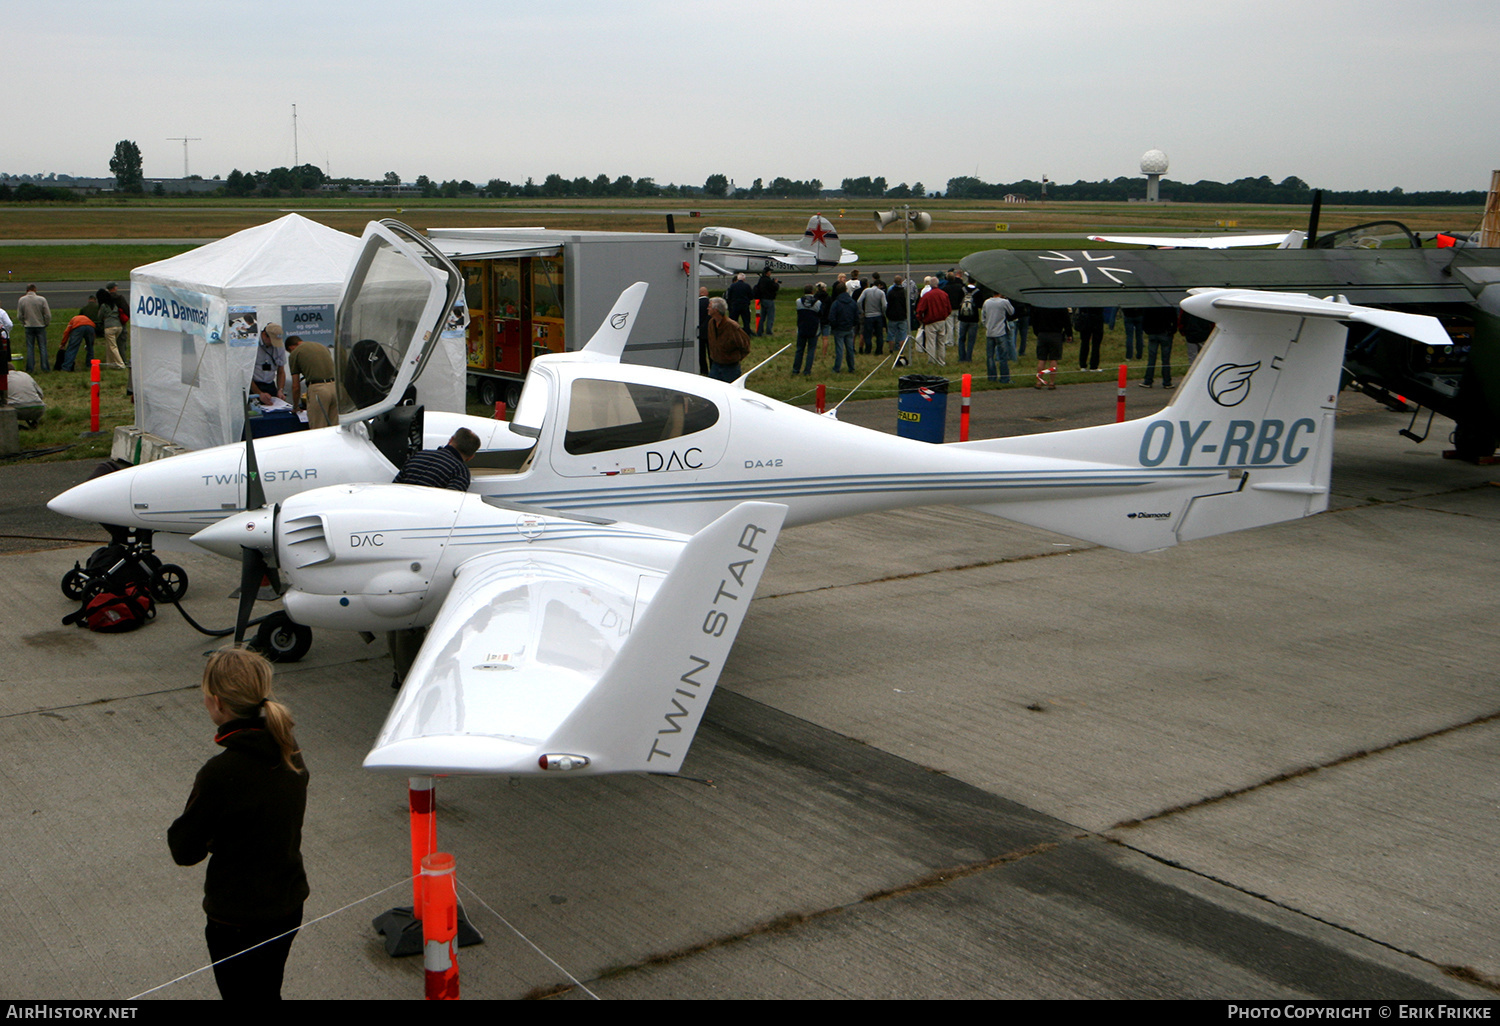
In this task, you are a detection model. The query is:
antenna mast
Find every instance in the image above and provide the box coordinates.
[167,136,201,176]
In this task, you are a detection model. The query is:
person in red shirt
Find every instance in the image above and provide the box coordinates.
[915,278,952,365]
[59,313,97,371]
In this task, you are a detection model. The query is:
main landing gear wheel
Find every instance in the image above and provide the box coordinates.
[253,612,314,663]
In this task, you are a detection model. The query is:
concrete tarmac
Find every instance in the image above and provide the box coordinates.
[1,384,1497,1001]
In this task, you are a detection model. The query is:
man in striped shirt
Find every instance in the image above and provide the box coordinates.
[392,428,480,491]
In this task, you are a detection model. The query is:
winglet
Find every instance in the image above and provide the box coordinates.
[551,501,787,774]
[578,281,649,362]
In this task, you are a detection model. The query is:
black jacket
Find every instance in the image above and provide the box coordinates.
[726,279,754,316]
[169,719,309,924]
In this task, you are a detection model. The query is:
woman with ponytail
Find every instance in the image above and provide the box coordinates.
[169,647,309,1000]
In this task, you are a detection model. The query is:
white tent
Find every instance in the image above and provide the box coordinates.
[129,213,466,451]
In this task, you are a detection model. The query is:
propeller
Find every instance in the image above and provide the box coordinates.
[231,393,281,645]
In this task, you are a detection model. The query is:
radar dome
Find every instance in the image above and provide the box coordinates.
[1140,149,1169,174]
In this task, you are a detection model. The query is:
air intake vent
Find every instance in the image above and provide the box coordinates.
[284,514,332,568]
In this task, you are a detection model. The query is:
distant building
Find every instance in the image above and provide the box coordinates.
[1,174,114,194]
[142,178,223,195]
[320,182,423,196]
[1,174,227,195]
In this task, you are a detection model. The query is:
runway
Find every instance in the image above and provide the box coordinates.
[1,384,1496,1000]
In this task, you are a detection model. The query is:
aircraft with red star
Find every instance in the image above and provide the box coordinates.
[696,214,857,276]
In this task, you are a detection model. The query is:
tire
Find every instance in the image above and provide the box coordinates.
[253,612,313,663]
[476,377,499,408]
[61,568,91,601]
[504,381,523,408]
[151,564,189,603]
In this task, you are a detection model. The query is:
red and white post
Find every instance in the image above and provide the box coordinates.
[1116,364,1128,423]
[960,374,971,442]
[421,852,460,1000]
[90,360,102,433]
[408,777,436,922]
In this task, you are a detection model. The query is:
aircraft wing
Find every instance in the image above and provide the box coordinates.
[1086,232,1301,249]
[699,256,739,277]
[961,247,1487,309]
[363,501,787,776]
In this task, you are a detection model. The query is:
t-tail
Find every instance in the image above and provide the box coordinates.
[952,289,1452,552]
[577,281,648,362]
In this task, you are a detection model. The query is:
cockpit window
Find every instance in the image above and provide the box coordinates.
[564,379,719,455]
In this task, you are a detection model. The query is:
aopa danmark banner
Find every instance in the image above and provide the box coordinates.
[133,285,228,343]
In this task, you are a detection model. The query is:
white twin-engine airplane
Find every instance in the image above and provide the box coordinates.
[49,221,1449,780]
[696,214,857,276]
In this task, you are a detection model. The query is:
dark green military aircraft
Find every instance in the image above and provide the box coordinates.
[962,223,1500,460]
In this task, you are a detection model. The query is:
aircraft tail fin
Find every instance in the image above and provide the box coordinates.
[579,281,649,361]
[802,215,844,266]
[953,290,1449,552]
[550,501,787,774]
[1279,229,1308,249]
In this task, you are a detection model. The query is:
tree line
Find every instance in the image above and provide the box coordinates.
[1,141,1485,207]
[944,174,1486,207]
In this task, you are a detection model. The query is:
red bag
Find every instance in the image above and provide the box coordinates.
[78,581,156,633]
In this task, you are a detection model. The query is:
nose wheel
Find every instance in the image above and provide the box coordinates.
[252,611,314,663]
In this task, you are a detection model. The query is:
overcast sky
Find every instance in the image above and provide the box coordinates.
[12,0,1495,193]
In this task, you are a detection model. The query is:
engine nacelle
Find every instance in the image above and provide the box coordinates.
[274,483,469,632]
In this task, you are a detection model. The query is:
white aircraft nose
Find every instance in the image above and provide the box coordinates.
[191,509,275,559]
[48,471,136,525]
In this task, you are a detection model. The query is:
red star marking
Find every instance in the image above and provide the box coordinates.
[807,220,829,246]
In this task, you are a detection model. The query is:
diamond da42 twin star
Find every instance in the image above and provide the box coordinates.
[49,221,1449,779]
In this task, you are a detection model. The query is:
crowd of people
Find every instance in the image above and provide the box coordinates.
[700,267,1200,389]
[2,281,134,428]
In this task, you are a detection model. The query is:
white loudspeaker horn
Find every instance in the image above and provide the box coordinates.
[873,210,932,231]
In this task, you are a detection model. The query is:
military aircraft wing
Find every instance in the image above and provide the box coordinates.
[960,247,1485,309]
[1086,232,1305,249]
[362,500,787,776]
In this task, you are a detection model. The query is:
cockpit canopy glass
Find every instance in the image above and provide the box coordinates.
[564,379,719,455]
[335,230,446,416]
